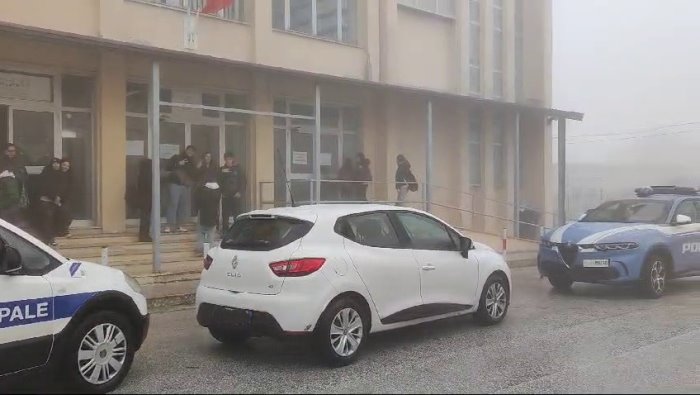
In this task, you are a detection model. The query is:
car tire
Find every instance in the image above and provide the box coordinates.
[208,327,251,345]
[314,297,369,367]
[475,274,510,326]
[62,311,136,394]
[640,254,668,298]
[548,274,574,291]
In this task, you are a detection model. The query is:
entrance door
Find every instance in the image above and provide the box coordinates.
[61,112,94,221]
[159,122,186,218]
[0,106,8,146]
[12,110,54,206]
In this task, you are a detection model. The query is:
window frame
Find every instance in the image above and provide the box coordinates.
[0,227,62,276]
[397,0,457,19]
[468,0,482,94]
[492,0,504,98]
[334,211,406,249]
[390,211,460,252]
[273,0,358,45]
[132,0,245,22]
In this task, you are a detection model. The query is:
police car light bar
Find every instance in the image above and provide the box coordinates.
[635,186,699,197]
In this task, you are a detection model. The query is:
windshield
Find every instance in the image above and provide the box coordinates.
[580,199,671,224]
[220,216,313,251]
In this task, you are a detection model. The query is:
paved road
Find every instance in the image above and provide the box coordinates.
[9,267,700,393]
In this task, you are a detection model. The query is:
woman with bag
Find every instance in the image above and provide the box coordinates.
[395,154,417,207]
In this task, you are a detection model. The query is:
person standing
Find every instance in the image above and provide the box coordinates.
[395,154,417,206]
[336,157,355,201]
[136,158,153,243]
[54,158,74,238]
[165,145,198,233]
[0,144,28,225]
[354,152,372,201]
[218,152,246,231]
[195,181,221,256]
[36,158,62,245]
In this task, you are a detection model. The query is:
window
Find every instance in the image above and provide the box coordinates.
[492,0,504,98]
[273,0,358,44]
[396,212,457,251]
[468,112,483,186]
[469,0,481,94]
[142,0,244,21]
[61,75,93,108]
[581,200,671,225]
[492,115,505,188]
[202,93,220,118]
[514,0,524,101]
[221,216,313,251]
[0,227,56,275]
[675,200,700,223]
[338,213,401,249]
[397,0,456,18]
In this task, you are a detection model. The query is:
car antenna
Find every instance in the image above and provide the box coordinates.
[275,148,296,207]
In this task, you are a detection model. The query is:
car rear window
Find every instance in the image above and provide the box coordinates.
[220,216,313,251]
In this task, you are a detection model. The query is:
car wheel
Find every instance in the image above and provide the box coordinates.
[314,297,368,367]
[208,327,251,345]
[640,254,668,298]
[548,274,573,291]
[475,275,510,326]
[62,311,135,394]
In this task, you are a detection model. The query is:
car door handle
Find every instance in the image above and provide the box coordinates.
[421,264,436,271]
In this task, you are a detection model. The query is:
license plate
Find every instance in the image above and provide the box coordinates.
[583,259,610,268]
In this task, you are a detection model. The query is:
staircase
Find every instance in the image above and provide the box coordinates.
[56,228,202,307]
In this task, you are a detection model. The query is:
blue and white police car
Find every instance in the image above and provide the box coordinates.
[539,186,700,298]
[0,219,149,393]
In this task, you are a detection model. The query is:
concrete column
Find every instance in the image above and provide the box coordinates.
[97,50,127,232]
[378,0,398,84]
[251,0,273,63]
[363,0,381,81]
[251,73,274,209]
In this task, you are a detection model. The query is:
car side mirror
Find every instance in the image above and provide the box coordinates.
[674,214,693,226]
[0,247,23,275]
[460,237,473,258]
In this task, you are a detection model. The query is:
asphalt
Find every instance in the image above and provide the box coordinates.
[11,267,700,393]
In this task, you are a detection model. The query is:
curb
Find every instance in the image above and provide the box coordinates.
[147,293,195,310]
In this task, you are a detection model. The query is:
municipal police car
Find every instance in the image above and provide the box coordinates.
[0,219,149,393]
[539,186,700,298]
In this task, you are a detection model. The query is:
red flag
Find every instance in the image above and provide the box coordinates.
[201,0,234,14]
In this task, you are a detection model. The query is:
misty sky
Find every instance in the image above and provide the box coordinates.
[553,0,700,165]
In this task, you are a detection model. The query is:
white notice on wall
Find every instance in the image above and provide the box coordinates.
[292,151,308,166]
[159,144,181,159]
[0,71,52,102]
[127,140,145,156]
[320,153,332,167]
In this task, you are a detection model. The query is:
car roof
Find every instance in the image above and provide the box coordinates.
[244,204,423,222]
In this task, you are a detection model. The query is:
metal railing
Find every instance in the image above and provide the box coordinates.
[258,179,560,242]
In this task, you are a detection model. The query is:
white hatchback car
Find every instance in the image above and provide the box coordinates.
[196,204,511,365]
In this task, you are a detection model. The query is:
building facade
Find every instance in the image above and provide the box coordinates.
[0,0,568,235]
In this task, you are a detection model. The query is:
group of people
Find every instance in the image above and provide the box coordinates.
[0,143,73,245]
[336,152,373,201]
[135,145,246,254]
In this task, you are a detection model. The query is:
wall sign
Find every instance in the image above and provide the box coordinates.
[0,71,52,102]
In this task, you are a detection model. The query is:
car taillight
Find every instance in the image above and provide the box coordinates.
[269,258,326,277]
[203,255,213,270]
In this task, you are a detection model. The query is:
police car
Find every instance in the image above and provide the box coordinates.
[0,219,149,392]
[539,186,700,298]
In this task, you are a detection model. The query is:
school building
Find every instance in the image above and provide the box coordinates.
[0,0,581,237]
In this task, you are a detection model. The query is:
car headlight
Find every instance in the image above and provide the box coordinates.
[124,273,143,294]
[594,242,639,251]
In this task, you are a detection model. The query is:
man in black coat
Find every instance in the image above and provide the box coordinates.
[218,152,246,231]
[137,158,153,242]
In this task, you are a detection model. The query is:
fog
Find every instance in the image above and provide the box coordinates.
[552,0,700,216]
[553,0,700,167]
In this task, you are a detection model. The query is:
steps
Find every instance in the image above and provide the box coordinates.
[55,229,203,306]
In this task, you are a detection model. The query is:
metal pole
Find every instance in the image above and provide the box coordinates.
[557,118,566,226]
[513,111,521,238]
[426,100,433,212]
[151,61,162,273]
[314,84,321,204]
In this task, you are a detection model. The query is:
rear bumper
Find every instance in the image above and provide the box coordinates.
[195,280,335,333]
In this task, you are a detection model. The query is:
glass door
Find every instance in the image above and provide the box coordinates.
[0,106,8,146]
[159,122,186,218]
[12,109,55,205]
[61,112,93,221]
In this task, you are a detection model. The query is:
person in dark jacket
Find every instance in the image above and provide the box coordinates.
[165,145,198,233]
[218,152,246,231]
[0,144,28,225]
[336,158,355,201]
[354,152,372,201]
[37,158,62,245]
[54,158,74,238]
[395,154,416,206]
[137,158,153,242]
[194,152,218,216]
